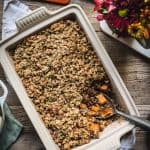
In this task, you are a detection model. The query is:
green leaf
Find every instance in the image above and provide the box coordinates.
[118,9,128,17]
[101,8,108,14]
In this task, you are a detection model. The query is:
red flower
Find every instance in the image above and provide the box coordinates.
[96,14,104,20]
[106,14,130,36]
[94,0,112,5]
[94,0,116,21]
[94,0,116,11]
[94,0,140,36]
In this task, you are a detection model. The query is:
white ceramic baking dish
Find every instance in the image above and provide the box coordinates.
[0,4,139,150]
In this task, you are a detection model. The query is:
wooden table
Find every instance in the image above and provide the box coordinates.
[0,0,150,149]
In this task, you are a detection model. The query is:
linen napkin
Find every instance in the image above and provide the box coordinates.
[2,0,31,39]
[2,0,136,149]
[0,103,23,150]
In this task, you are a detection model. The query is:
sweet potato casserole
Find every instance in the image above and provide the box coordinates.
[12,19,116,149]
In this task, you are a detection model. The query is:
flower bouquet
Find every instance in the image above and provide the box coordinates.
[94,0,150,58]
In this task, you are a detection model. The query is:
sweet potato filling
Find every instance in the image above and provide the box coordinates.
[12,19,117,150]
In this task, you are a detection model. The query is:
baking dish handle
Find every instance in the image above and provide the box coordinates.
[87,123,134,150]
[15,7,51,32]
[88,135,121,150]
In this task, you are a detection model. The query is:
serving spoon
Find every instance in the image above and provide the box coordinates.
[0,80,8,134]
[95,93,150,130]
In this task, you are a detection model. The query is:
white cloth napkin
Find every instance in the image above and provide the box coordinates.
[2,0,31,39]
[2,0,136,149]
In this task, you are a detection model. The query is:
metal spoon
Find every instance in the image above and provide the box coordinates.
[96,93,150,130]
[0,80,8,134]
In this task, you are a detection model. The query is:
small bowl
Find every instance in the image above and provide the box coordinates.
[0,81,8,134]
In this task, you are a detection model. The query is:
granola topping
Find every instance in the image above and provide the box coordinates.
[12,19,115,150]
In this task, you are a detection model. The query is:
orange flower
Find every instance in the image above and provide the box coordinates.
[143,28,149,39]
[128,22,150,40]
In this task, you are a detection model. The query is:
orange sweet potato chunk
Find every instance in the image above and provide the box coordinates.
[90,105,100,112]
[100,84,108,91]
[100,107,113,118]
[96,94,108,105]
[89,123,100,132]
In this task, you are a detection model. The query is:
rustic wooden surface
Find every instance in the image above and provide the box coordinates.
[0,0,150,150]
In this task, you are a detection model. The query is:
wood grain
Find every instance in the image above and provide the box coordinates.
[0,0,3,40]
[0,0,150,150]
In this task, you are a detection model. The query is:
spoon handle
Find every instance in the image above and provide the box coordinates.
[116,110,150,130]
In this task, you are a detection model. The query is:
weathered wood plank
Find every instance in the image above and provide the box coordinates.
[0,0,149,149]
[133,132,150,150]
[0,0,3,40]
[10,132,44,150]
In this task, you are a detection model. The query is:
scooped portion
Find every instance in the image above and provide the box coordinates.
[12,19,116,150]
